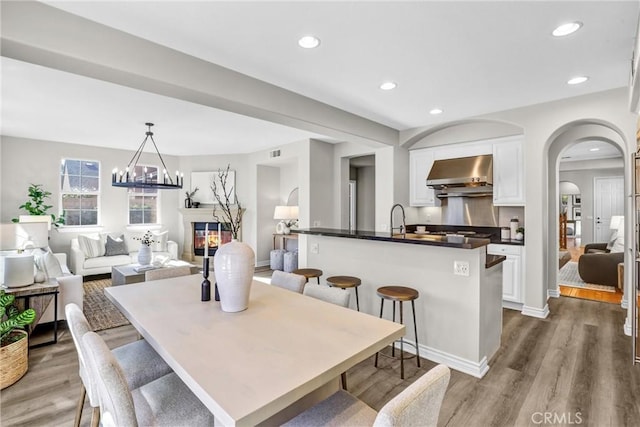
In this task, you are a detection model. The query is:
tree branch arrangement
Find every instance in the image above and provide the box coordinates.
[211,164,243,240]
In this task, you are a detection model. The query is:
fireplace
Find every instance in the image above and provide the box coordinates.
[193,222,233,257]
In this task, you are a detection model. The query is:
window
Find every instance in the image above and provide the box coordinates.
[60,159,100,226]
[128,165,159,225]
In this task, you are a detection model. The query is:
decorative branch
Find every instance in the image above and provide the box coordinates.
[211,164,243,240]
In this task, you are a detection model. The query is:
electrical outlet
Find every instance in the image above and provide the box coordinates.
[453,261,469,276]
[311,243,319,254]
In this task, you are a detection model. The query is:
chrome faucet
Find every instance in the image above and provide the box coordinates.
[390,203,406,238]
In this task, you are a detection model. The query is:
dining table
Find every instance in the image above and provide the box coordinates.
[105,274,405,426]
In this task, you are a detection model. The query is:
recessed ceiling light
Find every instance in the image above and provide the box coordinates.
[429,108,443,115]
[552,22,582,37]
[589,148,600,152]
[298,35,320,49]
[380,81,397,91]
[567,76,588,85]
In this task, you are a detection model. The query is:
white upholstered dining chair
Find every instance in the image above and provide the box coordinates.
[82,331,216,427]
[303,284,351,389]
[65,303,173,427]
[303,284,351,307]
[270,270,306,293]
[145,265,192,281]
[282,364,450,427]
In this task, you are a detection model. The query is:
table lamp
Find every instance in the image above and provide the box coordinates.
[273,206,299,234]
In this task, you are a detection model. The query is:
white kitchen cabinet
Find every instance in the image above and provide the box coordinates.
[410,149,440,206]
[492,137,525,205]
[487,244,525,310]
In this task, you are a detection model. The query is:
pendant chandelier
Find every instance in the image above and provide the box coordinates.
[111,122,183,190]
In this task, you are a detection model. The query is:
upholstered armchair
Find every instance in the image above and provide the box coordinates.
[577,243,623,287]
[578,216,624,287]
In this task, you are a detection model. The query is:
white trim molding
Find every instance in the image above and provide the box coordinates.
[521,304,550,319]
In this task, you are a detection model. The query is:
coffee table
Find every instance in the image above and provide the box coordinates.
[111,261,199,286]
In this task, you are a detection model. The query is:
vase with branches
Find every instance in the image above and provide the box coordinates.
[211,164,255,313]
[211,165,243,240]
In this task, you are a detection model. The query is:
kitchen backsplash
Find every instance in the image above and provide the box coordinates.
[405,205,524,229]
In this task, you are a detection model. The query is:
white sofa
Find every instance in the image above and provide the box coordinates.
[69,231,178,276]
[0,251,83,324]
[41,253,83,323]
[0,222,83,324]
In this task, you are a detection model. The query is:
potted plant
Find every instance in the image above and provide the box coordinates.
[11,183,65,227]
[133,230,158,266]
[0,290,36,389]
[185,187,199,209]
[515,227,525,241]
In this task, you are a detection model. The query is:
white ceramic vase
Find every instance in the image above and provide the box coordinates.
[138,245,152,265]
[214,239,255,312]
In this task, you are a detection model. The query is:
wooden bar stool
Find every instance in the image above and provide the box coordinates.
[374,286,421,379]
[326,276,361,311]
[292,268,323,284]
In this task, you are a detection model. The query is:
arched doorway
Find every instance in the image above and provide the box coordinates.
[545,121,629,315]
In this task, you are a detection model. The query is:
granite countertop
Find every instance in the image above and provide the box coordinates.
[292,228,492,250]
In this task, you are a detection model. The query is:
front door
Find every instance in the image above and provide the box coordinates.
[594,176,624,241]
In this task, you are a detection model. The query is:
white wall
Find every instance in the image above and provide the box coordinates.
[559,167,624,243]
[256,165,280,265]
[356,166,375,231]
[1,136,181,254]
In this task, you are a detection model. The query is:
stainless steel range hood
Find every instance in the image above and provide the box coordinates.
[427,154,493,197]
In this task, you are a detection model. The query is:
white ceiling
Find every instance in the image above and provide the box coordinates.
[561,140,624,162]
[1,1,638,156]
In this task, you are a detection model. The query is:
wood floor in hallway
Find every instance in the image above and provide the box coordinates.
[1,296,638,427]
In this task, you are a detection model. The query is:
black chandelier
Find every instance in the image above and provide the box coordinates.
[112,122,183,190]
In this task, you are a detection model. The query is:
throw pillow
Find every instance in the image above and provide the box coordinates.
[151,230,169,252]
[105,235,129,256]
[610,222,625,253]
[78,234,105,258]
[34,249,64,280]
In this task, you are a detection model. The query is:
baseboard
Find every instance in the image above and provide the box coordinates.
[621,298,629,310]
[521,304,550,319]
[624,316,632,336]
[391,340,489,378]
[256,260,270,268]
[502,300,523,311]
[548,287,560,298]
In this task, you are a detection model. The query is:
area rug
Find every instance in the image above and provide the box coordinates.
[558,261,615,292]
[83,279,130,331]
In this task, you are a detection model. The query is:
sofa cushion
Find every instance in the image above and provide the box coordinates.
[78,234,106,258]
[105,235,128,256]
[84,254,131,269]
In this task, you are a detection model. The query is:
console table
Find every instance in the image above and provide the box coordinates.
[273,233,298,251]
[2,280,59,348]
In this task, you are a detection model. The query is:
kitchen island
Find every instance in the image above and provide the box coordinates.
[294,228,504,378]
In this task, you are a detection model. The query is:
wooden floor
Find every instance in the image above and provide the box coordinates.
[559,244,623,305]
[2,296,639,426]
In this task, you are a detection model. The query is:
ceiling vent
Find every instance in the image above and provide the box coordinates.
[270,149,281,158]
